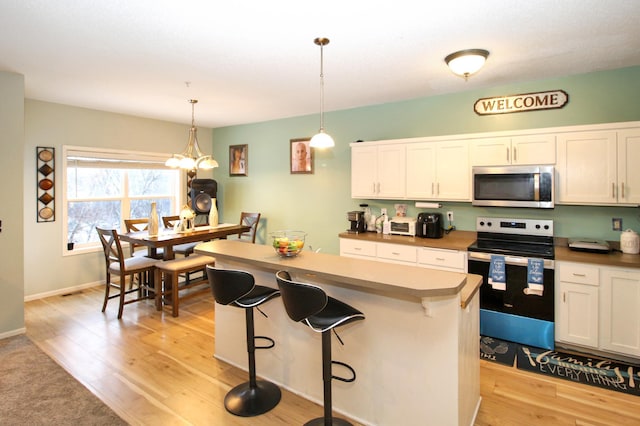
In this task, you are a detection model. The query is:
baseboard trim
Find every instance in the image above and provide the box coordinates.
[0,328,26,340]
[24,281,102,302]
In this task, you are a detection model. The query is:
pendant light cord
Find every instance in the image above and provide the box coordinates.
[319,42,325,132]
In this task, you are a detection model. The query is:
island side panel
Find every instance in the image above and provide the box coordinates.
[213,258,479,426]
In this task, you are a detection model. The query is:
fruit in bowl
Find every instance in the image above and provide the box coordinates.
[270,230,306,257]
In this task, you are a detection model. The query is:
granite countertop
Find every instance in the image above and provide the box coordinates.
[195,239,482,307]
[340,231,640,269]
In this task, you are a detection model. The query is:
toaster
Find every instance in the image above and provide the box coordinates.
[416,213,444,239]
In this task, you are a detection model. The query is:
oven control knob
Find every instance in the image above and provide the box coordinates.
[487,221,492,227]
[535,224,541,229]
[479,221,485,227]
[544,225,549,230]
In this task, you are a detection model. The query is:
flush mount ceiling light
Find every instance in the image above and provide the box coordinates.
[165,99,218,170]
[309,37,335,149]
[444,49,490,81]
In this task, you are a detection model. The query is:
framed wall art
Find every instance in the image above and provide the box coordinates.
[36,146,55,222]
[229,144,248,176]
[290,138,313,174]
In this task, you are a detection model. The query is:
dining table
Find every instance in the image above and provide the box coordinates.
[119,223,251,260]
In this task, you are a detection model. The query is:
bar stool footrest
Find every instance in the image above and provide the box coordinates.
[224,379,282,417]
[331,360,356,383]
[254,335,275,350]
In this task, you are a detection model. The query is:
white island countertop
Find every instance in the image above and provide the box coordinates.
[195,239,481,307]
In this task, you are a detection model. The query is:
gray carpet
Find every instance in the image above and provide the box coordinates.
[0,334,126,425]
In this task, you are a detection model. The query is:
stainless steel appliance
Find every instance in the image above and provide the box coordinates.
[468,216,555,349]
[416,213,444,239]
[472,165,554,208]
[389,217,416,236]
[347,211,365,233]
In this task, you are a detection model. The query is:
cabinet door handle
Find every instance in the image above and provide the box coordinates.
[377,182,380,194]
[572,273,586,277]
[513,147,517,162]
[431,182,434,195]
[622,182,625,199]
[563,292,566,303]
[506,147,510,162]
[391,252,400,256]
[372,183,376,194]
[435,257,445,261]
[354,247,362,251]
[612,182,616,199]
[437,182,440,195]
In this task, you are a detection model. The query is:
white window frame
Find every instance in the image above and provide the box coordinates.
[62,145,186,256]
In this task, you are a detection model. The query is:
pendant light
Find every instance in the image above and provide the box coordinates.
[309,37,335,149]
[444,49,490,81]
[165,99,219,170]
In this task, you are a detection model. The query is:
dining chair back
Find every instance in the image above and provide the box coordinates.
[96,227,159,319]
[238,212,261,243]
[124,218,163,258]
[162,215,179,229]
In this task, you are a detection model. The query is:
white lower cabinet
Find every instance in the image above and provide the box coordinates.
[339,238,376,260]
[417,247,467,272]
[600,266,640,357]
[556,261,640,358]
[339,238,466,272]
[556,262,600,348]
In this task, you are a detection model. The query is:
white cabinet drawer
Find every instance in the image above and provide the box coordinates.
[376,243,417,264]
[558,262,599,286]
[417,247,466,272]
[339,239,376,258]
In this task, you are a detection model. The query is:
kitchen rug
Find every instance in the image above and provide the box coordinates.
[516,345,640,397]
[479,335,517,366]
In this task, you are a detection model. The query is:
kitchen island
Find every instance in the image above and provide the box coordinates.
[195,240,482,426]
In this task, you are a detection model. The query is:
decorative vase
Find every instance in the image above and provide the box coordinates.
[209,198,219,227]
[148,202,159,236]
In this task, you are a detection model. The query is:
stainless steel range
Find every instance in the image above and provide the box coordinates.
[467,217,555,349]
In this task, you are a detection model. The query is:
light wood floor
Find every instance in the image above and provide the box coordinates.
[24,285,640,426]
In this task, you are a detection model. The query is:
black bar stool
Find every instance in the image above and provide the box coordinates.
[275,270,365,426]
[206,266,282,417]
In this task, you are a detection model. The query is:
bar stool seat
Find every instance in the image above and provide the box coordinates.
[207,266,282,417]
[275,270,365,426]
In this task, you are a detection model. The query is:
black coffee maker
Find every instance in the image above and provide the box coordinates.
[416,213,444,238]
[347,211,366,233]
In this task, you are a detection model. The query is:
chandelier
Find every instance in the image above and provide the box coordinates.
[165,99,218,170]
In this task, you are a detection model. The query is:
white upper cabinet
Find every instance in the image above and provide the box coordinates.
[470,134,556,166]
[406,141,470,201]
[556,130,635,205]
[617,128,640,204]
[351,143,405,199]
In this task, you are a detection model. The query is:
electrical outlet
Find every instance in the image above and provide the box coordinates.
[612,217,622,231]
[447,211,454,222]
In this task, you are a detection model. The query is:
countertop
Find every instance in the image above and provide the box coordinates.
[195,239,482,307]
[339,230,477,251]
[339,231,640,269]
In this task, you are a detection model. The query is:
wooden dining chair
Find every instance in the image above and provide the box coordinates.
[162,215,196,257]
[238,212,261,243]
[96,227,160,319]
[124,218,164,259]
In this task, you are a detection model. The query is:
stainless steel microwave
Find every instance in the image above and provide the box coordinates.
[472,165,554,208]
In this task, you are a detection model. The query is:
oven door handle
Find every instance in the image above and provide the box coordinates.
[468,251,555,269]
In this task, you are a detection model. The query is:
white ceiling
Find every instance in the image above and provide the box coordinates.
[1,0,639,128]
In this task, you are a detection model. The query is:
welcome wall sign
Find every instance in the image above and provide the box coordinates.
[474,90,569,115]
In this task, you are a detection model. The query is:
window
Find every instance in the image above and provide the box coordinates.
[63,146,184,253]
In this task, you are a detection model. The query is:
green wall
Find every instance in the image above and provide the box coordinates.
[211,67,640,255]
